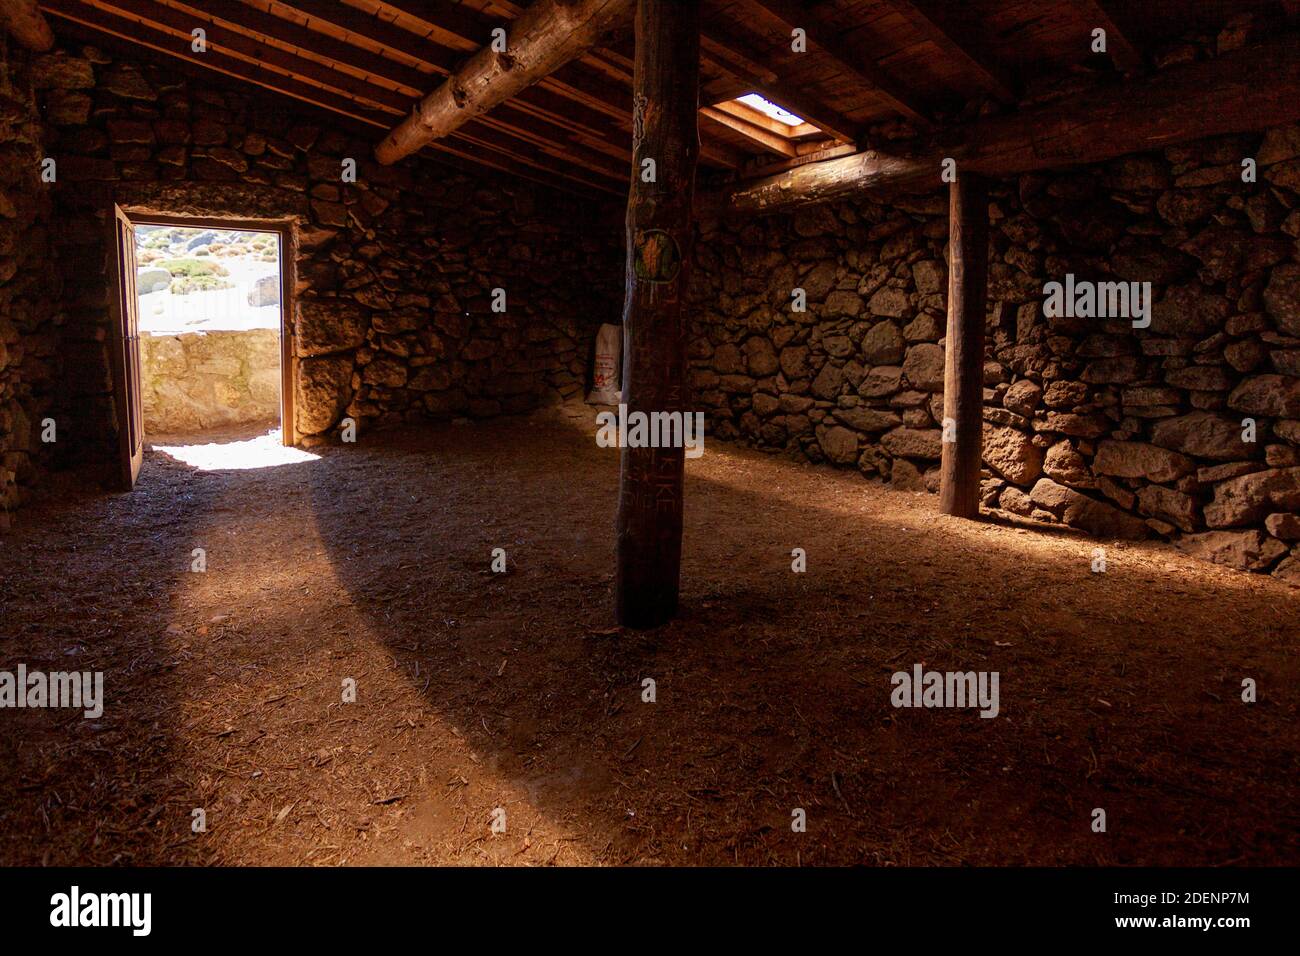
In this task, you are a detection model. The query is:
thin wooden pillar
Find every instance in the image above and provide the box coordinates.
[938,171,989,519]
[615,0,699,629]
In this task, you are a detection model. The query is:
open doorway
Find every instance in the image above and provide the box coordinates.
[108,208,297,489]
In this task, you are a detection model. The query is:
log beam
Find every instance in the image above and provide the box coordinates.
[938,171,988,520]
[1,0,54,49]
[615,0,699,629]
[374,0,633,165]
[705,32,1300,217]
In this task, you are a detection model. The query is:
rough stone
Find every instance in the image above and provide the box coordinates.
[1228,375,1300,418]
[1176,530,1289,570]
[816,424,859,464]
[861,321,905,365]
[1150,411,1255,461]
[1093,440,1195,483]
[1204,467,1300,527]
[901,343,944,391]
[983,423,1044,485]
[296,354,353,434]
[881,427,942,460]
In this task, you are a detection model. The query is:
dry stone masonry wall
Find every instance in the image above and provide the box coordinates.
[25,39,621,485]
[141,330,279,434]
[0,39,58,527]
[690,129,1300,579]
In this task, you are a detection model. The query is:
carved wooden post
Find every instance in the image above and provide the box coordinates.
[938,171,989,519]
[615,0,699,628]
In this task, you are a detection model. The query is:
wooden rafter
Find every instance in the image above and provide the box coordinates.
[1086,0,1143,72]
[0,0,53,48]
[42,0,399,122]
[742,0,932,126]
[180,0,431,93]
[374,0,634,165]
[76,0,412,112]
[885,0,1016,103]
[355,0,502,54]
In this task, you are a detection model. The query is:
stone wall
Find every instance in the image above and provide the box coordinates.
[689,131,1300,580]
[141,330,279,434]
[28,39,622,485]
[0,38,59,527]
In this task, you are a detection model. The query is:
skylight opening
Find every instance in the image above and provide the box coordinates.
[735,93,804,127]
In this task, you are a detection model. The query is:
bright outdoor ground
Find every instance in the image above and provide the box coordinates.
[135,224,281,334]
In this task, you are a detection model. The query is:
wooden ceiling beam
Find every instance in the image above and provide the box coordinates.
[487,103,629,180]
[0,0,54,48]
[742,0,932,126]
[374,0,633,165]
[885,0,1017,103]
[64,0,644,178]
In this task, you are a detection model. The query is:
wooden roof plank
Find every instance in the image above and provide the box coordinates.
[186,0,431,92]
[76,0,413,112]
[884,0,1017,103]
[42,0,399,123]
[742,0,933,125]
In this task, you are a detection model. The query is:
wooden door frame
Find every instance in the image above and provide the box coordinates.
[115,210,300,447]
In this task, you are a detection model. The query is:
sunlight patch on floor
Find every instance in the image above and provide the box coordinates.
[153,429,319,471]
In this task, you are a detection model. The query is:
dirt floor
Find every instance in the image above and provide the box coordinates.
[1,409,1298,866]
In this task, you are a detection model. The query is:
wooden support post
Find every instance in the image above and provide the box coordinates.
[938,171,988,520]
[615,0,699,629]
